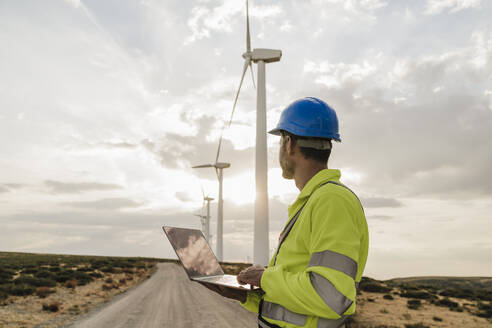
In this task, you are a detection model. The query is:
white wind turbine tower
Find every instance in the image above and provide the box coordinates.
[192,159,230,261]
[217,0,281,266]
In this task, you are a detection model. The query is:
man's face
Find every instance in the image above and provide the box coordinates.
[279,134,295,179]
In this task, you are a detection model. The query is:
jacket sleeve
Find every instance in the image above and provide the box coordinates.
[240,289,263,313]
[260,194,360,319]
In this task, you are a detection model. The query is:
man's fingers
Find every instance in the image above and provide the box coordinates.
[237,275,247,285]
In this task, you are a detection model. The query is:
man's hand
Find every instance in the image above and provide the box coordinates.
[198,282,247,303]
[237,264,265,287]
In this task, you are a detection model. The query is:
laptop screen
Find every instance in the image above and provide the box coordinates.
[163,226,224,277]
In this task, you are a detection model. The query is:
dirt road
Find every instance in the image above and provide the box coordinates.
[68,263,257,328]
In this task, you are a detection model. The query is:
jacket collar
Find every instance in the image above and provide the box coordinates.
[297,168,342,200]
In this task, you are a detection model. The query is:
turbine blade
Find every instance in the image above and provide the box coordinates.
[246,0,251,52]
[228,58,249,128]
[192,164,214,168]
[249,61,256,89]
[215,58,249,163]
[215,130,223,164]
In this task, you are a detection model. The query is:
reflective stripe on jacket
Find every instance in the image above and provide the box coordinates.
[241,169,369,328]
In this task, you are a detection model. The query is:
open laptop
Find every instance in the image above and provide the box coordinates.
[162,226,258,290]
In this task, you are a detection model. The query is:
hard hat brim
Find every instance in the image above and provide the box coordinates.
[268,127,282,136]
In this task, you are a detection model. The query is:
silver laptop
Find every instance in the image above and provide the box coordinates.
[162,226,258,290]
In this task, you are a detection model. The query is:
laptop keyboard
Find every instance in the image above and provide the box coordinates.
[195,274,249,288]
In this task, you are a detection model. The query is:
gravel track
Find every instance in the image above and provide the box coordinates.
[68,263,257,328]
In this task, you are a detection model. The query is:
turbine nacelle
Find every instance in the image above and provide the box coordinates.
[246,48,282,63]
[215,162,231,169]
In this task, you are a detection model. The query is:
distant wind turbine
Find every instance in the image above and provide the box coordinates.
[194,188,214,242]
[192,162,230,261]
[216,0,281,266]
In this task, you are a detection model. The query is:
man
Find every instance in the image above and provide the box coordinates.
[201,97,369,328]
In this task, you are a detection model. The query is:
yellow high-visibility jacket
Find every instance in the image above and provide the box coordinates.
[241,169,369,328]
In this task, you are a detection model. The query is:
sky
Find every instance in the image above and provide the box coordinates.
[0,0,491,280]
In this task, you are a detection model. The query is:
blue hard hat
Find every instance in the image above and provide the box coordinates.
[268,97,341,142]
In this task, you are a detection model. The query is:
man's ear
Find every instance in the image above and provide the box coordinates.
[286,136,295,155]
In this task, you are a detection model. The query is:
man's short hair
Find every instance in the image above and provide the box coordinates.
[281,131,332,164]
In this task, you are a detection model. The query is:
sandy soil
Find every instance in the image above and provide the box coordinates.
[0,267,153,328]
[67,263,256,328]
[352,291,492,328]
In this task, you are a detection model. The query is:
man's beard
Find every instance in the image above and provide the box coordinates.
[280,152,295,179]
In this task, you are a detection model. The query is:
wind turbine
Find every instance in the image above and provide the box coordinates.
[192,161,230,261]
[216,0,281,266]
[194,190,214,242]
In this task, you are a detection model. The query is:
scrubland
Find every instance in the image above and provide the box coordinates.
[1,252,491,328]
[0,252,169,327]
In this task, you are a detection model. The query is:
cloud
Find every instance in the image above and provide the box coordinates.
[303,31,492,199]
[44,180,122,194]
[185,1,242,45]
[424,0,482,15]
[141,114,256,178]
[0,183,25,193]
[175,191,194,203]
[361,197,403,208]
[99,141,138,149]
[184,1,283,45]
[61,198,142,210]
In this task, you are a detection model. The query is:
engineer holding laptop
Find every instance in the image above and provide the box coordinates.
[201,97,369,328]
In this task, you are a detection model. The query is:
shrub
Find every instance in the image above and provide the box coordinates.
[435,298,458,308]
[400,291,433,300]
[360,282,392,293]
[42,301,61,312]
[77,266,91,272]
[68,304,80,314]
[14,276,56,287]
[100,266,115,273]
[405,324,429,328]
[407,299,421,310]
[36,287,55,298]
[474,311,492,318]
[0,269,14,284]
[476,291,492,302]
[36,270,53,278]
[104,277,113,284]
[383,294,394,300]
[49,266,61,272]
[102,284,113,291]
[8,284,35,296]
[72,271,93,285]
[478,302,492,311]
[0,291,8,300]
[89,272,103,278]
[432,316,443,322]
[64,280,77,289]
